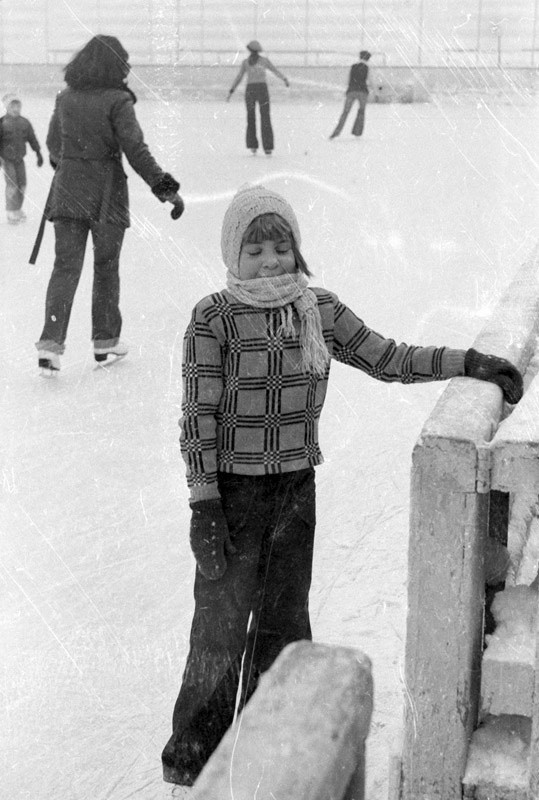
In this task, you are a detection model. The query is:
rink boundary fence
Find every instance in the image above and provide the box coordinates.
[0,63,537,104]
[398,244,539,800]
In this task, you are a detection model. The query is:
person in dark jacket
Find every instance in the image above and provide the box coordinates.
[0,93,43,224]
[227,40,289,156]
[35,35,181,373]
[329,50,371,139]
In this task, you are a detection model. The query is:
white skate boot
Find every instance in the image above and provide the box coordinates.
[38,350,61,376]
[94,341,128,365]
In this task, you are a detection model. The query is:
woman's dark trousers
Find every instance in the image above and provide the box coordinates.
[162,468,316,786]
[245,82,274,152]
[330,90,368,137]
[36,218,125,354]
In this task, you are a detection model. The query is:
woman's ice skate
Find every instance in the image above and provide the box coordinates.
[94,341,129,365]
[38,350,61,376]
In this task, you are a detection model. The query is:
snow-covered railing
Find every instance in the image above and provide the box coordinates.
[190,641,373,800]
[395,245,539,800]
[462,371,539,799]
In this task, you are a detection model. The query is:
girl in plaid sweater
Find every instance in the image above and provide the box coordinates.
[162,184,522,787]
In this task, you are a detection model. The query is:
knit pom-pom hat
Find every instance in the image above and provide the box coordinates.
[221,184,302,276]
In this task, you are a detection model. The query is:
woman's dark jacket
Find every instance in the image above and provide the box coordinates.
[46,87,166,227]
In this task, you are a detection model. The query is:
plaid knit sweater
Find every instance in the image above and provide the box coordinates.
[180,288,466,500]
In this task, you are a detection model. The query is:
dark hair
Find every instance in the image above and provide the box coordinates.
[64,35,130,90]
[248,51,260,65]
[242,213,312,276]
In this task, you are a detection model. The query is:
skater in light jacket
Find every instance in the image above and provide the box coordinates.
[227,40,289,155]
[161,183,523,787]
[330,50,371,139]
[35,35,181,374]
[0,93,43,224]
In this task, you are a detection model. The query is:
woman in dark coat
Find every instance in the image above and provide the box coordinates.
[35,35,180,373]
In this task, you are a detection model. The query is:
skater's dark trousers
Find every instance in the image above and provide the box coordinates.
[38,218,125,352]
[245,82,274,152]
[331,90,368,137]
[162,468,316,785]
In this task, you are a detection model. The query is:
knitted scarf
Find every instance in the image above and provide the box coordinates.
[226,271,331,377]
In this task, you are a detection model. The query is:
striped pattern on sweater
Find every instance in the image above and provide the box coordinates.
[180,288,466,500]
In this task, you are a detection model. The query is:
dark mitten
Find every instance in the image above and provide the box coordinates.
[464,348,523,405]
[36,152,44,167]
[49,157,58,170]
[189,499,236,581]
[152,173,180,202]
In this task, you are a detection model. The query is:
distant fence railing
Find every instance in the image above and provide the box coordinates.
[2,0,539,67]
[46,48,389,67]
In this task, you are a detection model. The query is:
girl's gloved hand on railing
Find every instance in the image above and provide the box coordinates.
[464,348,523,405]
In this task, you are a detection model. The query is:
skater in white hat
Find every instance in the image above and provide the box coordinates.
[227,41,289,156]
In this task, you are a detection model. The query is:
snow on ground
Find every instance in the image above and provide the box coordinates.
[2,91,539,800]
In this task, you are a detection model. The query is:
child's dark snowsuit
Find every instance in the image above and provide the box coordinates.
[0,108,42,217]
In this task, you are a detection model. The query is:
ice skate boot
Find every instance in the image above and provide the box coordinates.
[7,211,20,225]
[38,350,61,376]
[17,209,27,221]
[94,341,128,365]
[250,148,257,155]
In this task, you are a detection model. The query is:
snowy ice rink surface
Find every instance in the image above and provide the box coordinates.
[2,91,539,800]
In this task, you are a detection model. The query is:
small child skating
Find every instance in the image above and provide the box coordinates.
[162,184,523,787]
[0,93,43,224]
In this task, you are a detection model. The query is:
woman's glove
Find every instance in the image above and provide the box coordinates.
[36,152,44,167]
[152,173,180,202]
[464,348,523,405]
[189,499,236,580]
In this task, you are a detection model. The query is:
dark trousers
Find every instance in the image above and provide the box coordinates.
[245,83,274,153]
[2,158,26,211]
[36,218,125,354]
[331,90,368,137]
[162,468,316,786]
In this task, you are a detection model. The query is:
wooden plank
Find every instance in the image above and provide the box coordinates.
[491,372,539,492]
[191,641,373,800]
[526,586,539,796]
[402,447,488,800]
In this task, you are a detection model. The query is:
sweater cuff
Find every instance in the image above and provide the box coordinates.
[189,483,221,503]
[442,348,467,377]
